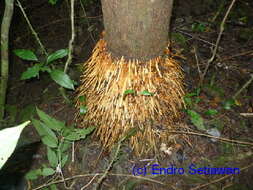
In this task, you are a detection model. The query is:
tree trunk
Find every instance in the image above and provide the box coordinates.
[101,0,174,61]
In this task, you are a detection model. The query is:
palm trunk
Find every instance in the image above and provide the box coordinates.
[101,0,173,60]
[76,0,185,155]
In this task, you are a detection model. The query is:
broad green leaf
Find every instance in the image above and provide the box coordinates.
[50,69,75,90]
[186,110,206,131]
[124,89,135,95]
[32,119,58,148]
[47,49,68,64]
[80,105,88,115]
[13,49,38,61]
[47,147,58,168]
[36,107,65,131]
[21,64,41,80]
[65,127,95,141]
[204,109,218,116]
[140,90,154,96]
[41,167,55,176]
[0,121,30,169]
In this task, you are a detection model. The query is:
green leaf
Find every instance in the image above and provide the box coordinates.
[47,49,68,64]
[65,127,95,141]
[41,167,55,176]
[49,184,58,190]
[50,69,75,90]
[32,119,58,148]
[223,99,236,110]
[36,107,65,131]
[21,64,42,80]
[80,105,88,115]
[124,89,135,95]
[59,141,71,153]
[48,0,58,5]
[61,154,68,167]
[78,96,86,102]
[25,169,42,180]
[47,147,58,168]
[204,109,218,116]
[0,121,30,169]
[140,90,154,96]
[13,49,38,61]
[186,110,206,131]
[184,97,192,107]
[40,66,52,73]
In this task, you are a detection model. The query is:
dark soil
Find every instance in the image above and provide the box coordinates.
[0,0,253,190]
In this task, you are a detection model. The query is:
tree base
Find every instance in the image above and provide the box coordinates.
[76,38,185,155]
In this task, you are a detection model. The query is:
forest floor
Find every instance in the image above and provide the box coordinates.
[1,0,253,190]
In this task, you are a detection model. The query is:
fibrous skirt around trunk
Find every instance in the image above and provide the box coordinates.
[76,38,185,155]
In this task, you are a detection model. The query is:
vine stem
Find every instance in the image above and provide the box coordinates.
[0,0,15,121]
[16,0,48,57]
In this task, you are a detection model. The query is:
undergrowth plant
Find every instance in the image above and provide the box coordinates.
[25,107,94,181]
[14,49,75,90]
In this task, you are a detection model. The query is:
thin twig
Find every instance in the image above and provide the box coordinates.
[219,50,253,62]
[175,29,217,47]
[191,163,253,190]
[16,0,48,56]
[233,74,253,99]
[0,0,15,120]
[81,174,99,190]
[168,130,253,146]
[193,45,202,79]
[80,0,96,44]
[201,0,236,83]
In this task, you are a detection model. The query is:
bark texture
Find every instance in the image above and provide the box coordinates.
[101,0,174,61]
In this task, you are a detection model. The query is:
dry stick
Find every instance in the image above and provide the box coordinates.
[193,46,202,79]
[16,0,48,57]
[33,173,167,190]
[233,74,253,99]
[92,140,123,190]
[0,0,15,120]
[201,0,236,83]
[191,163,253,190]
[167,130,253,146]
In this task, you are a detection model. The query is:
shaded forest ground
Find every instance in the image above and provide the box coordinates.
[0,0,253,189]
